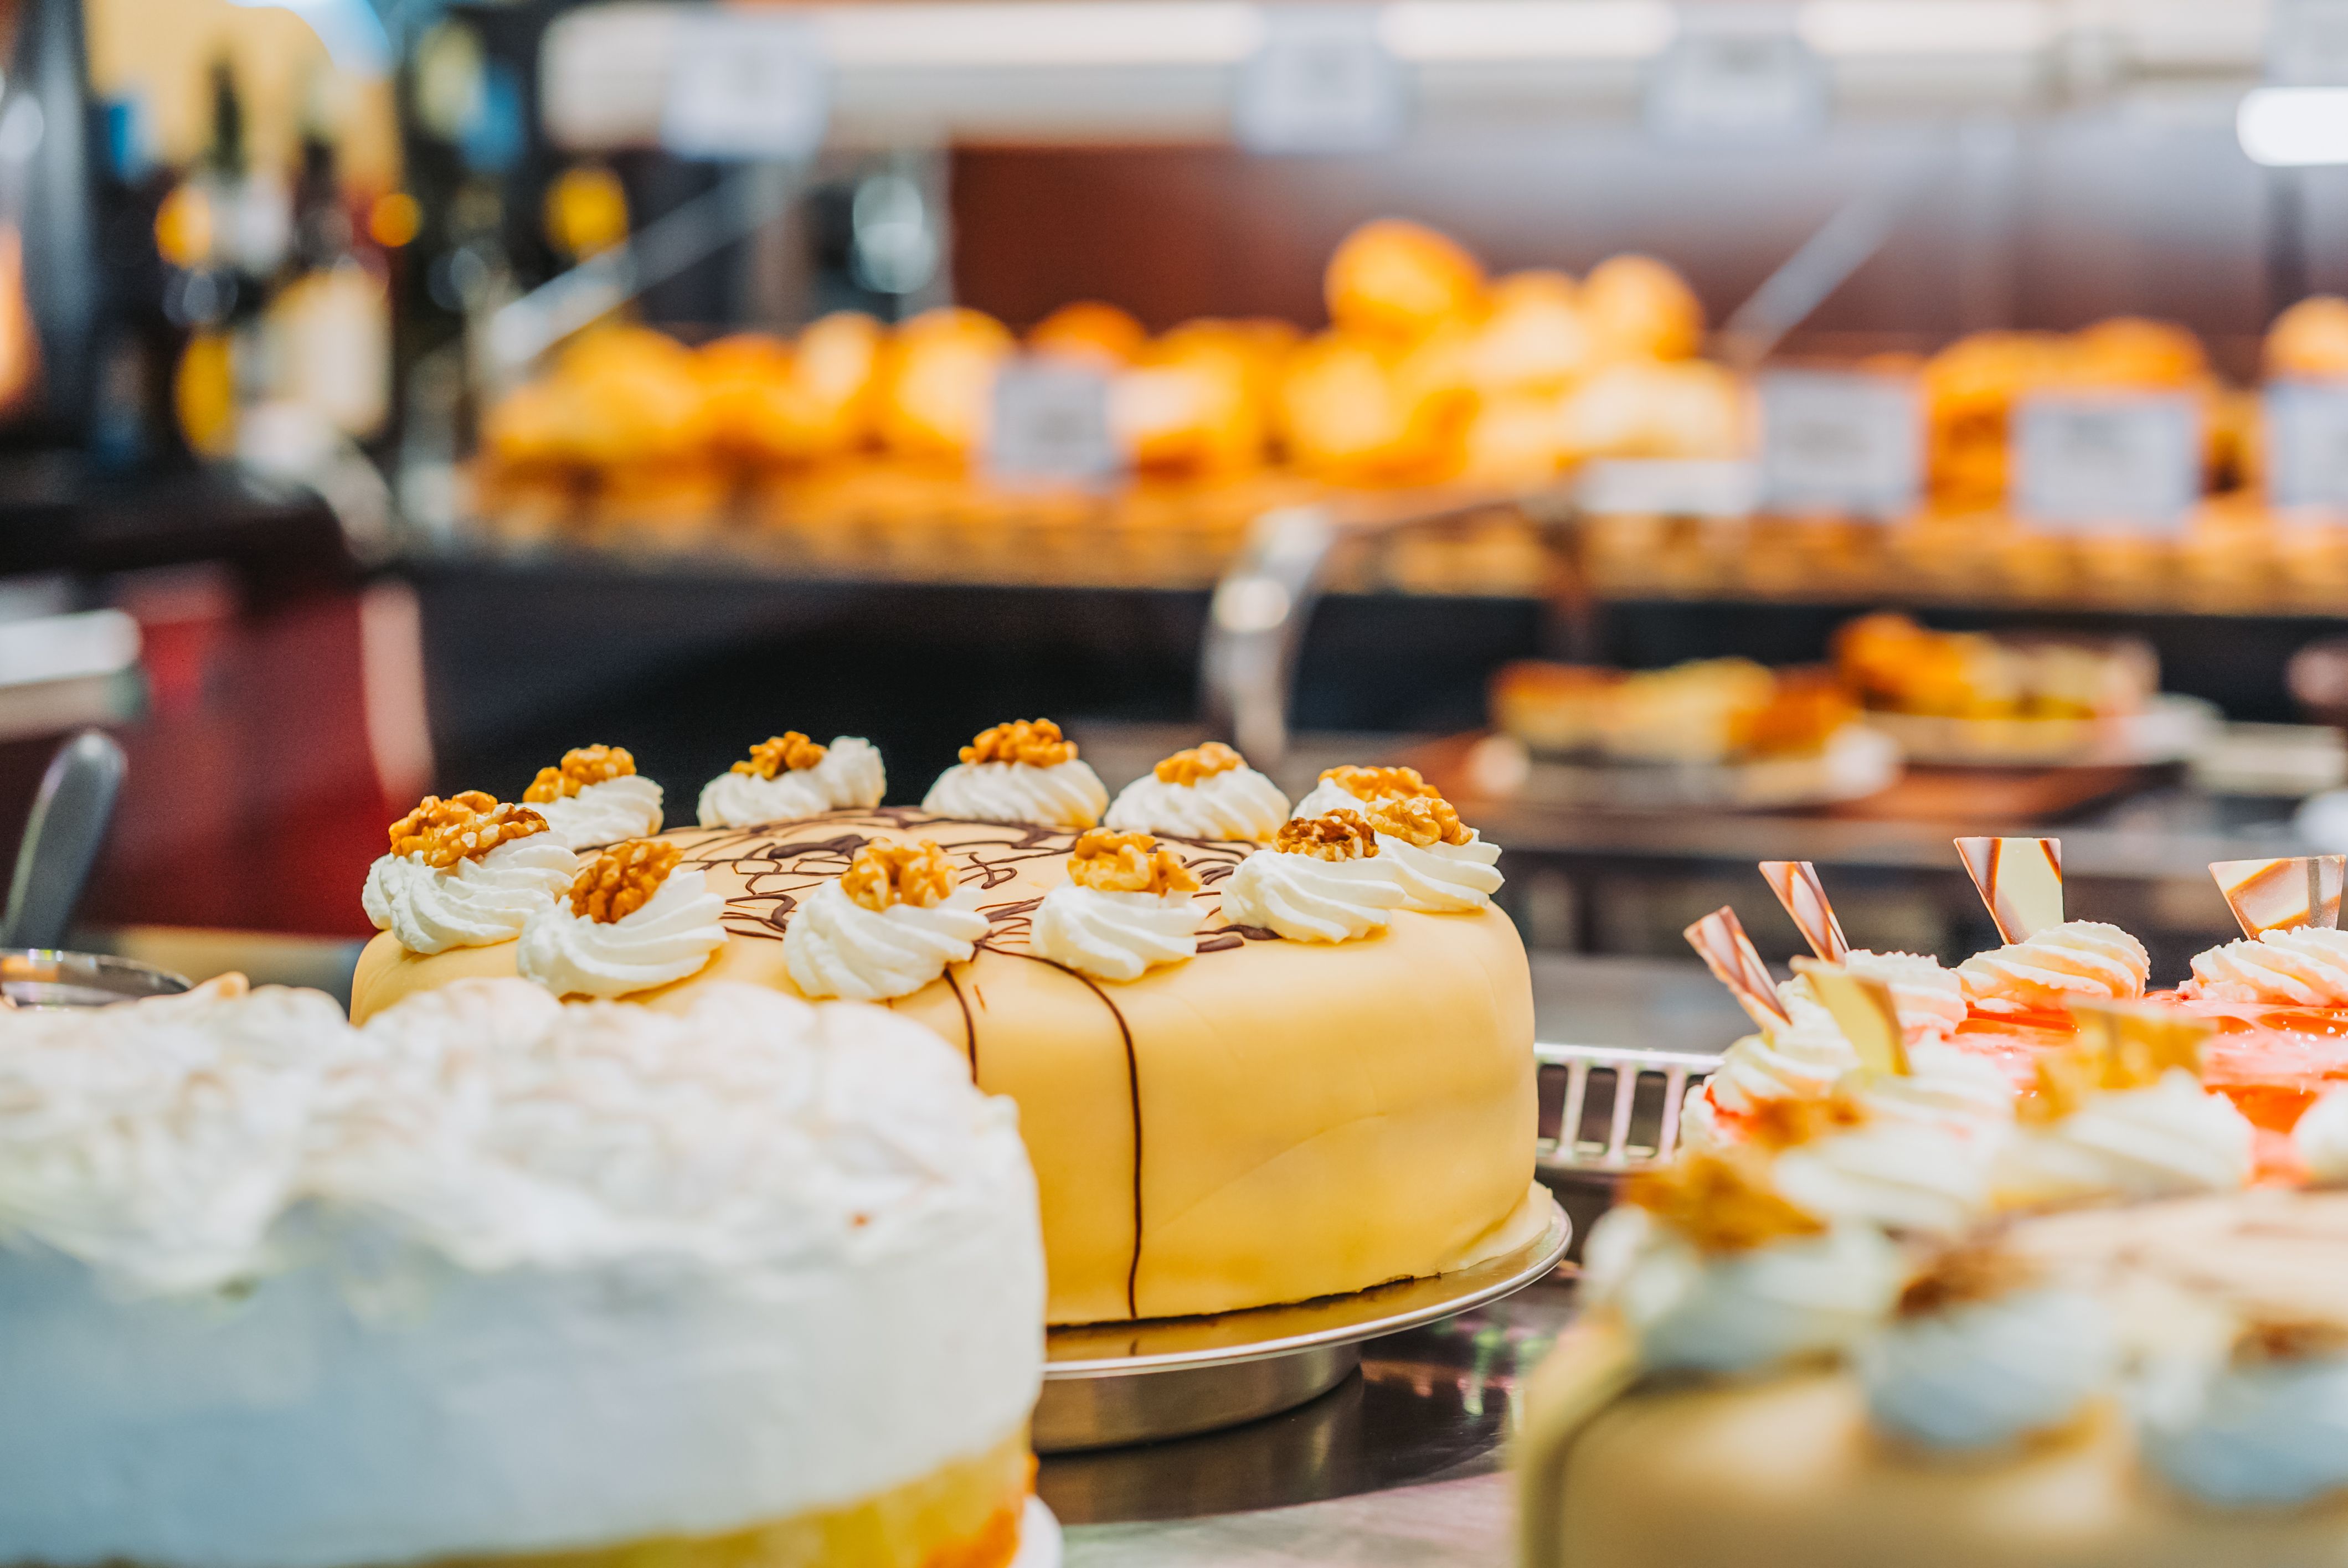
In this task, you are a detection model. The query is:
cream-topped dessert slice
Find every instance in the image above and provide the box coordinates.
[522,744,665,849]
[518,839,727,998]
[924,719,1108,828]
[1032,829,1204,981]
[697,731,887,828]
[1105,742,1289,841]
[362,792,576,954]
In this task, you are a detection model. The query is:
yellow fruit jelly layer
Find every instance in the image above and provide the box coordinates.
[427,1432,1031,1568]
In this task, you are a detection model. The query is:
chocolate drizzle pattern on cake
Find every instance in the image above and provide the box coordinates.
[657,807,1258,1321]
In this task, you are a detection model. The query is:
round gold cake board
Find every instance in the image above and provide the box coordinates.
[1036,1191,1572,1453]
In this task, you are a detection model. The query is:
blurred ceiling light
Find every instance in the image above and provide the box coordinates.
[225,0,392,76]
[2239,86,2348,167]
[1380,2,1674,63]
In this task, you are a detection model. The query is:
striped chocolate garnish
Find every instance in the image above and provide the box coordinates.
[2210,856,2346,940]
[1759,860,1848,962]
[1955,837,2063,945]
[1684,905,1791,1032]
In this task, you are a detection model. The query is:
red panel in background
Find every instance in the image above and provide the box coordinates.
[65,584,397,938]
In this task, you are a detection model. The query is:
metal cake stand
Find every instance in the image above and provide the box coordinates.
[1035,1192,1572,1453]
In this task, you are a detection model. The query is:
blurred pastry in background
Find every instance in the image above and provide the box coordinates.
[1580,252,1706,363]
[1556,358,1747,465]
[876,306,1016,467]
[1030,299,1149,366]
[1279,330,1463,484]
[1324,218,1485,342]
[1115,328,1269,475]
[1834,612,2156,720]
[2267,295,2348,381]
[1491,657,1857,765]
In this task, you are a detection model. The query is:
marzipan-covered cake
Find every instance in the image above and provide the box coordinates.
[350,725,1541,1326]
[0,976,1044,1568]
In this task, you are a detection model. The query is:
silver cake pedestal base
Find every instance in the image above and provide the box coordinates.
[1036,1192,1571,1453]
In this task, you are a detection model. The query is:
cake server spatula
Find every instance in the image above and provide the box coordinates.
[1,728,126,950]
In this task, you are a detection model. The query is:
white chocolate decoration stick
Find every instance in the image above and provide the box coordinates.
[1758,860,1848,962]
[1683,906,1791,1032]
[2069,997,2213,1086]
[1791,958,1907,1076]
[1954,837,2063,945]
[2209,856,2346,939]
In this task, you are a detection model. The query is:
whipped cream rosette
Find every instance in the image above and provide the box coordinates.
[1857,1245,2117,1452]
[2136,1319,2348,1507]
[517,839,727,998]
[784,838,990,1002]
[521,744,665,849]
[1958,920,2149,1015]
[362,792,577,955]
[923,718,1108,829]
[0,977,1045,1568]
[1031,829,1204,982]
[697,731,887,828]
[1360,793,1504,912]
[2180,924,2348,1007]
[1289,762,1443,822]
[1105,741,1290,841]
[1580,1146,1903,1374]
[1219,809,1409,943]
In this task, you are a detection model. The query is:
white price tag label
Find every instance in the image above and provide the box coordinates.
[1646,19,1826,147]
[662,14,828,161]
[2267,382,2348,516]
[1234,7,1408,156]
[986,359,1125,486]
[2012,393,2201,535]
[2271,0,2348,85]
[1759,370,1922,518]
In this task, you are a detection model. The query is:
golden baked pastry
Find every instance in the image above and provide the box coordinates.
[351,810,1541,1327]
[876,307,1016,467]
[1491,658,1855,762]
[2269,295,2348,381]
[1277,330,1466,483]
[1324,218,1486,343]
[1029,300,1148,366]
[1580,253,1705,363]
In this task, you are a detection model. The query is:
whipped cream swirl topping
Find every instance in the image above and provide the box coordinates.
[1836,948,1968,1043]
[2136,1322,2348,1507]
[2296,1088,2348,1185]
[1853,1038,2017,1139]
[1218,811,1407,943]
[1773,1121,1990,1238]
[1990,1067,2253,1208]
[923,718,1108,828]
[1362,793,1503,913]
[1583,1200,1902,1375]
[1031,829,1203,981]
[363,792,576,955]
[697,733,887,828]
[1859,1251,2116,1451]
[784,838,990,1001]
[517,840,726,999]
[522,744,665,850]
[1105,741,1290,841]
[1289,762,1442,822]
[1705,985,1862,1117]
[2181,925,2348,1007]
[1958,920,2149,1015]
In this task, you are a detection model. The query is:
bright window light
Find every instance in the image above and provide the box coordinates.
[2239,86,2348,168]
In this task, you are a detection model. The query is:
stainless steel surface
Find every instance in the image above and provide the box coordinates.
[1044,1268,1580,1551]
[0,948,190,1008]
[1037,1192,1570,1452]
[3,729,126,951]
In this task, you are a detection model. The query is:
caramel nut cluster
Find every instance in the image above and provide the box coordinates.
[570,839,681,923]
[1153,741,1245,787]
[1896,1244,2041,1319]
[1274,811,1379,861]
[1621,1150,1824,1255]
[387,792,548,868]
[1322,764,1440,804]
[1741,1092,1868,1154]
[1067,828,1202,896]
[2235,1316,2348,1366]
[842,839,957,913]
[961,718,1077,768]
[733,732,828,778]
[1364,793,1471,848]
[524,744,637,803]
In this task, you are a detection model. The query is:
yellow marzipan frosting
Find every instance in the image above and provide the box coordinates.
[352,809,1537,1326]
